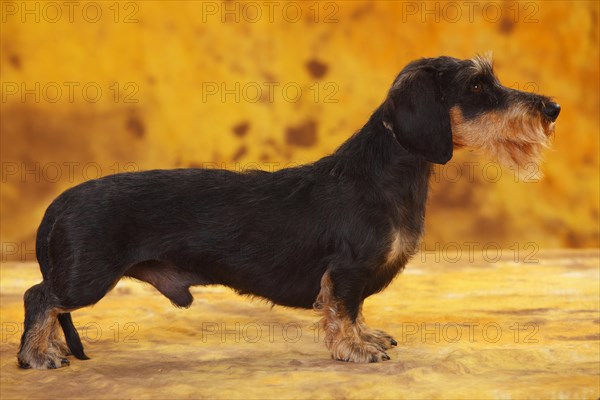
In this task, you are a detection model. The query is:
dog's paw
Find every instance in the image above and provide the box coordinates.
[17,350,70,370]
[363,329,398,351]
[329,338,391,363]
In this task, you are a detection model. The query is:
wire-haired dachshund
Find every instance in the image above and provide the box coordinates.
[18,54,560,369]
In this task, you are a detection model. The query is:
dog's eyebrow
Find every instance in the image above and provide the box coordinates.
[469,53,494,75]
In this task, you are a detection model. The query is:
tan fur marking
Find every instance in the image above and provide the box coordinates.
[49,319,70,356]
[18,308,66,369]
[385,229,419,267]
[450,106,553,177]
[386,231,404,265]
[314,272,391,362]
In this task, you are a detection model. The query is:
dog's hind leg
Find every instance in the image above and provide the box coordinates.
[17,282,69,369]
[314,270,391,363]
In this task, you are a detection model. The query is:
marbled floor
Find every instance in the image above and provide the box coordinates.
[1,250,599,399]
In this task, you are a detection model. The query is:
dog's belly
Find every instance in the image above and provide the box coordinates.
[205,259,326,309]
[130,246,327,309]
[123,257,323,309]
[232,274,324,309]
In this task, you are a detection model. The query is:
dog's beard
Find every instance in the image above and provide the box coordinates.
[483,111,552,179]
[450,106,552,179]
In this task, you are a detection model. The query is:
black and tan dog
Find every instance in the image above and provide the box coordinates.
[18,55,560,369]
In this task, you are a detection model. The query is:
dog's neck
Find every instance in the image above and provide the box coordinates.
[325,104,432,180]
[317,105,432,230]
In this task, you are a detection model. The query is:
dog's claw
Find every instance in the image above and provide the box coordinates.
[370,352,390,362]
[61,358,70,366]
[390,338,398,346]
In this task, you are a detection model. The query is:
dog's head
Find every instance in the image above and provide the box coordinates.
[383,54,559,170]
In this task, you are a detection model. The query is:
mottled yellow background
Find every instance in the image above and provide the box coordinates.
[1,0,599,256]
[1,2,599,399]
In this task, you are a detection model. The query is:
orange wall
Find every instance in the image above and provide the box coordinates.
[1,1,599,262]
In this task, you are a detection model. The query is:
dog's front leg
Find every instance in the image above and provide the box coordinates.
[313,270,391,363]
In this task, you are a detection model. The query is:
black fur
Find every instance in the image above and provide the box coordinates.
[58,313,88,360]
[384,65,453,163]
[21,55,560,363]
[41,111,427,310]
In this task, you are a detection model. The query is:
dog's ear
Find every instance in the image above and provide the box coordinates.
[383,69,452,164]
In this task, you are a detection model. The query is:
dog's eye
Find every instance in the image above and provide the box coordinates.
[471,83,482,93]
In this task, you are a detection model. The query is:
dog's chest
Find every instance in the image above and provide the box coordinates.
[383,229,420,271]
[364,229,421,298]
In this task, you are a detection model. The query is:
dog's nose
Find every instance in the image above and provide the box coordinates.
[543,102,561,121]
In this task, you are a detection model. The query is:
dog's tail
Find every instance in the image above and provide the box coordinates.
[58,313,90,360]
[37,202,90,360]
